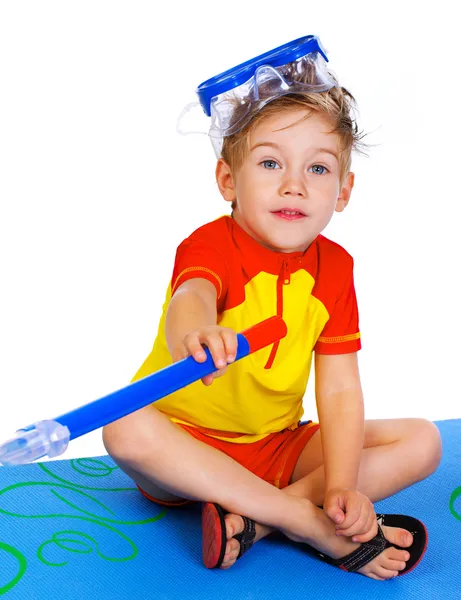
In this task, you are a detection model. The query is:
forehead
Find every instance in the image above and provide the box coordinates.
[249,109,339,151]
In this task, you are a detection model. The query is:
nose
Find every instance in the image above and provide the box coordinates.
[279,171,306,197]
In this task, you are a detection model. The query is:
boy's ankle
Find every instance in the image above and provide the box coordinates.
[279,495,316,534]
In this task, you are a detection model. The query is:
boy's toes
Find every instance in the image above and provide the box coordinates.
[388,547,410,563]
[382,556,407,573]
[218,514,245,570]
[358,534,412,579]
[224,513,245,539]
[375,566,399,580]
[381,525,413,548]
[220,538,240,569]
[360,562,398,580]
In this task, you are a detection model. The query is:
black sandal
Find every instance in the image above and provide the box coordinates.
[202,502,256,568]
[307,514,428,576]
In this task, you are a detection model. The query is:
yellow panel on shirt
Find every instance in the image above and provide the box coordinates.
[132,216,361,443]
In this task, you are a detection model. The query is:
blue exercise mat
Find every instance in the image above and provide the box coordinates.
[1,419,460,599]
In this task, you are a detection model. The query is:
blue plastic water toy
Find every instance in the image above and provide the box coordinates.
[0,316,287,466]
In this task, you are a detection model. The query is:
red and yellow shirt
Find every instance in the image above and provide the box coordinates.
[131,215,361,443]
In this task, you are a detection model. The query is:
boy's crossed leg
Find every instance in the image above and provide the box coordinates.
[222,418,441,576]
[102,408,440,581]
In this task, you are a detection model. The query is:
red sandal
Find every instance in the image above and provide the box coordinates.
[202,502,256,569]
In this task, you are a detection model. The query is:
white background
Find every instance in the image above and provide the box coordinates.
[0,1,459,462]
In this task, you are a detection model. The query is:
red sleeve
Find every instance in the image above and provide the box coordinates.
[314,262,361,355]
[171,238,228,307]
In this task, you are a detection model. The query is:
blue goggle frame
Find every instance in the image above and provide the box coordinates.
[196,35,329,117]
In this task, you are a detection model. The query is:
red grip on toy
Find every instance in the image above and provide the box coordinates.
[241,316,287,353]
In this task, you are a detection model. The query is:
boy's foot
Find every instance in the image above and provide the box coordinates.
[219,513,268,569]
[221,506,415,580]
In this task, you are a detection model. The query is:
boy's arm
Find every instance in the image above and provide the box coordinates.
[314,351,377,541]
[165,277,237,386]
[165,278,217,358]
[314,351,364,492]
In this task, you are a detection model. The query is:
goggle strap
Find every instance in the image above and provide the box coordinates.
[176,102,209,137]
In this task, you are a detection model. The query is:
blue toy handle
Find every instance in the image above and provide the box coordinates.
[58,339,251,440]
[0,316,287,465]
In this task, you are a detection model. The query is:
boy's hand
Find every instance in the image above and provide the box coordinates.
[324,488,378,543]
[172,325,238,386]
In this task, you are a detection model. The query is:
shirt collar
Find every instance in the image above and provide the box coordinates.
[224,215,319,276]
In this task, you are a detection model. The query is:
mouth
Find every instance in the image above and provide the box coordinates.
[271,208,306,220]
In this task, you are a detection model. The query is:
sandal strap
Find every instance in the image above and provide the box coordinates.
[327,520,391,572]
[234,516,256,559]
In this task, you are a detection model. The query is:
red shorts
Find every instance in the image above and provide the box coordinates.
[137,420,320,507]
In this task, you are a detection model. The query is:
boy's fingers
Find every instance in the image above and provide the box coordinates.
[366,511,378,535]
[182,328,237,368]
[325,505,344,525]
[339,520,367,538]
[339,505,374,538]
[183,332,208,362]
[352,524,378,544]
[183,332,225,367]
[212,367,227,379]
[352,513,378,543]
[201,368,227,386]
[202,333,227,370]
[201,373,214,386]
[337,504,362,531]
[220,329,238,362]
[338,510,367,534]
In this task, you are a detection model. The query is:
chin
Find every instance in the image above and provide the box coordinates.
[268,239,308,253]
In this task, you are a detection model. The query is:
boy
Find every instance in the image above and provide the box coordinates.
[103,44,441,581]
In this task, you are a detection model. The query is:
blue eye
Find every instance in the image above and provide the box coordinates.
[309,165,328,175]
[261,160,279,169]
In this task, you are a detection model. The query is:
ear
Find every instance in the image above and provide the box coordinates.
[335,172,355,213]
[216,158,236,203]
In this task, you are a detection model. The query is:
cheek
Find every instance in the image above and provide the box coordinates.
[237,177,266,204]
[314,180,340,204]
[310,196,337,221]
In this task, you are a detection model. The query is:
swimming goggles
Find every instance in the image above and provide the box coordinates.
[178,35,338,157]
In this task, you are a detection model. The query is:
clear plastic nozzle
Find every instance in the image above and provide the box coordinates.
[0,420,70,466]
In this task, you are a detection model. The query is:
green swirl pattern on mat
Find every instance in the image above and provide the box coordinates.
[0,458,167,596]
[449,485,461,522]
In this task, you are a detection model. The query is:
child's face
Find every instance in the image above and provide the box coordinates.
[217,109,354,253]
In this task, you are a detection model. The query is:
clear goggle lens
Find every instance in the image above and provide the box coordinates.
[209,51,337,152]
